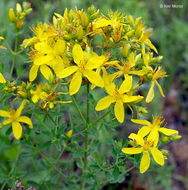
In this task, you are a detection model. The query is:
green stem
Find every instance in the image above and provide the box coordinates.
[9,32,18,80]
[89,109,111,128]
[80,83,90,189]
[63,79,86,127]
[71,95,86,127]
[35,147,66,178]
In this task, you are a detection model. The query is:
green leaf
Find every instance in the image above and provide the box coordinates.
[112,166,120,181]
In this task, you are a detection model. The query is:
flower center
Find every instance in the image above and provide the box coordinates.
[9,110,17,121]
[143,140,153,151]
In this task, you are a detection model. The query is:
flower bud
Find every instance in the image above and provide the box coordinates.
[128,15,134,25]
[161,136,170,143]
[89,10,99,20]
[16,3,22,14]
[88,5,96,16]
[66,130,73,138]
[25,8,32,15]
[171,134,182,141]
[23,2,31,10]
[49,102,54,109]
[80,12,89,27]
[125,30,134,38]
[122,44,129,57]
[161,149,169,156]
[16,20,24,30]
[76,25,84,40]
[8,8,16,22]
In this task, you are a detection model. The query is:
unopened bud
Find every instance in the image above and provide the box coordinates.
[66,130,73,138]
[171,134,182,141]
[163,155,168,160]
[76,25,84,40]
[16,3,22,14]
[122,44,129,57]
[88,5,96,16]
[128,15,134,25]
[80,12,89,27]
[126,30,135,38]
[49,102,54,109]
[161,149,169,156]
[161,136,170,143]
[16,20,24,30]
[8,8,16,22]
[23,2,31,10]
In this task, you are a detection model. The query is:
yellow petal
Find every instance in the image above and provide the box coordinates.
[86,55,105,70]
[114,100,124,123]
[3,118,12,125]
[138,126,151,137]
[29,65,39,82]
[119,75,132,94]
[128,52,135,67]
[95,95,115,111]
[153,132,159,147]
[128,133,144,146]
[145,39,158,54]
[146,81,155,103]
[148,129,158,142]
[140,151,150,173]
[131,119,151,126]
[143,53,149,67]
[57,66,78,78]
[54,39,66,54]
[83,70,104,87]
[15,101,25,118]
[159,128,178,136]
[155,80,165,97]
[72,44,83,65]
[40,65,53,81]
[69,72,82,95]
[150,147,164,166]
[12,121,22,140]
[122,148,142,154]
[17,116,33,128]
[0,73,6,83]
[34,55,52,65]
[32,94,39,103]
[0,45,7,49]
[139,32,151,43]
[0,110,10,117]
[123,95,144,103]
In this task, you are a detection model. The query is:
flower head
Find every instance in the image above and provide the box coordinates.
[131,116,178,146]
[57,44,104,95]
[122,133,164,173]
[95,70,143,123]
[0,101,33,139]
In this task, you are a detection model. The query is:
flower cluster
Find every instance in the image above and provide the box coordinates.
[22,7,167,122]
[0,5,180,175]
[122,116,179,173]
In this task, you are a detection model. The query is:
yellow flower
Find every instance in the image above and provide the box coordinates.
[0,72,6,83]
[0,36,6,50]
[0,101,33,140]
[28,38,68,81]
[131,116,178,146]
[66,129,73,138]
[57,44,104,95]
[122,133,164,173]
[146,67,167,103]
[95,72,144,123]
[30,84,48,103]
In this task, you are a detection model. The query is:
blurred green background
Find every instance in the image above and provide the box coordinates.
[0,0,188,189]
